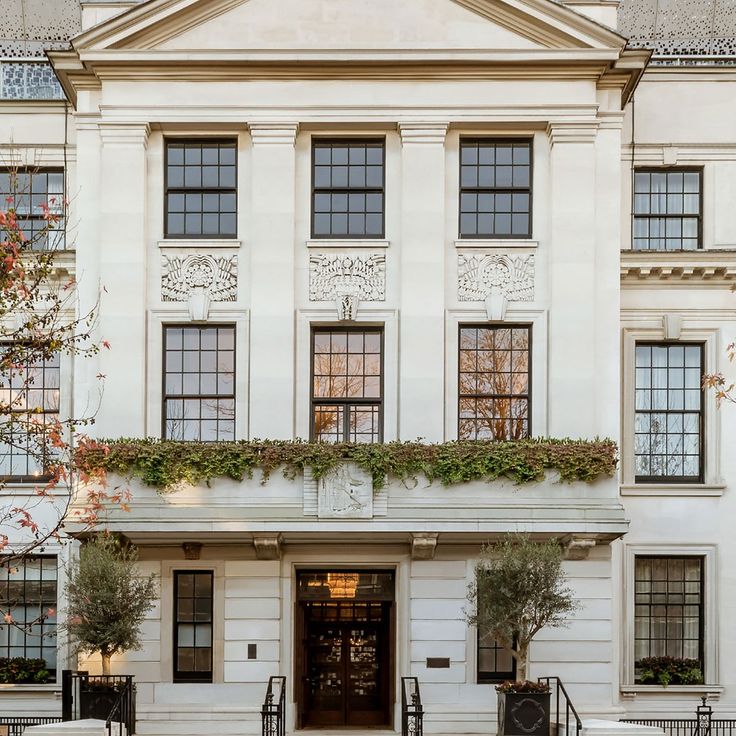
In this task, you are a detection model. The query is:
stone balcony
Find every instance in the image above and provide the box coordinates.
[74,440,628,557]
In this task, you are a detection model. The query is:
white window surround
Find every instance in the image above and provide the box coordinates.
[445,308,548,441]
[621,544,719,696]
[160,560,225,684]
[620,321,723,494]
[454,239,538,250]
[295,308,399,442]
[158,239,242,249]
[306,239,389,249]
[146,309,250,440]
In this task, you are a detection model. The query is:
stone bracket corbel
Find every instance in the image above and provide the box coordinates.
[563,537,597,560]
[411,533,439,560]
[253,534,283,560]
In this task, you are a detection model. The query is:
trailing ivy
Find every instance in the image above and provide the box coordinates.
[75,438,618,492]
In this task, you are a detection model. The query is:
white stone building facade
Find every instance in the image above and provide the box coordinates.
[0,0,735,734]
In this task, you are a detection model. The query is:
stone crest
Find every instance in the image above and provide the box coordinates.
[457,253,535,320]
[313,463,374,519]
[309,253,386,321]
[161,254,238,321]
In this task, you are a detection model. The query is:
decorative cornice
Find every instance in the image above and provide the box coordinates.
[546,120,599,146]
[398,122,449,145]
[98,121,151,148]
[248,123,299,146]
[620,250,736,284]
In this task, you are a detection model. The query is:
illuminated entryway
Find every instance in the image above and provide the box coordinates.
[295,570,395,728]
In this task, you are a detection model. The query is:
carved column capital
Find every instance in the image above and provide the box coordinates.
[563,537,597,560]
[546,121,598,147]
[98,122,151,148]
[398,122,449,146]
[249,122,299,146]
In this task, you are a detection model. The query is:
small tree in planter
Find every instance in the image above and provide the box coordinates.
[467,534,579,736]
[66,534,157,676]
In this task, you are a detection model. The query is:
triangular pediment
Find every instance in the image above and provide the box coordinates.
[71,0,626,54]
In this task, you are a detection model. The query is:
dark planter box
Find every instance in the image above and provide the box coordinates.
[497,691,551,736]
[80,683,122,722]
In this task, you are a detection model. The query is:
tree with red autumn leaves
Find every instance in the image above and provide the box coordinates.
[0,165,126,574]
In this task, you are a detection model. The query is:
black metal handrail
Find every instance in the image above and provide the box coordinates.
[106,678,135,736]
[538,676,582,736]
[261,675,286,736]
[401,676,424,736]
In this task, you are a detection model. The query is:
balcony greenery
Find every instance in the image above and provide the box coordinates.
[75,437,617,492]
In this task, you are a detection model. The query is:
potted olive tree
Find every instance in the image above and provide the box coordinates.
[467,534,578,736]
[66,534,157,721]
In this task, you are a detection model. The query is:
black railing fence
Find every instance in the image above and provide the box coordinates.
[62,671,136,735]
[538,676,583,736]
[623,697,736,736]
[261,675,286,736]
[401,676,424,736]
[0,716,63,736]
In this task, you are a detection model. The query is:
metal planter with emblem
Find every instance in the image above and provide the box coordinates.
[497,691,551,736]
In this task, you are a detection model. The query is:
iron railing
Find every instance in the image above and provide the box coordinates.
[0,717,63,736]
[401,676,424,736]
[538,676,582,736]
[622,697,736,736]
[105,677,135,736]
[261,675,286,736]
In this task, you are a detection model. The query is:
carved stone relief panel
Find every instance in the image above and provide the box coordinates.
[457,253,535,320]
[303,463,381,519]
[161,254,238,321]
[309,253,386,321]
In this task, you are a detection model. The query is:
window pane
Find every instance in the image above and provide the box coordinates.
[311,329,383,442]
[0,556,58,675]
[165,140,237,238]
[164,326,236,441]
[175,571,213,681]
[634,556,704,682]
[632,169,701,250]
[458,326,530,440]
[634,343,702,482]
[311,140,385,237]
[459,140,532,239]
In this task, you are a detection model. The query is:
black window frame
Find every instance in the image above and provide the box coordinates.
[310,326,384,443]
[0,555,58,678]
[164,138,238,240]
[0,349,61,483]
[477,630,516,684]
[458,138,533,240]
[310,138,386,239]
[632,167,703,251]
[458,323,532,441]
[634,342,705,484]
[0,167,66,250]
[161,324,236,442]
[173,570,214,683]
[633,555,705,680]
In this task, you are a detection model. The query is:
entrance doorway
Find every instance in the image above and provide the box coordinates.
[296,570,394,728]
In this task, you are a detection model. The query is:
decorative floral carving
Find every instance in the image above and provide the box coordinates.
[161,254,238,320]
[309,253,385,321]
[457,253,534,320]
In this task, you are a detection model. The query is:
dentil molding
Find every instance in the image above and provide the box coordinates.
[457,252,535,320]
[309,253,386,321]
[161,253,238,321]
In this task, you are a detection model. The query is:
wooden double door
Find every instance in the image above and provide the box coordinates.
[299,600,392,728]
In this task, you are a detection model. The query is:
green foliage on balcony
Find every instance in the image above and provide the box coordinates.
[75,438,618,492]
